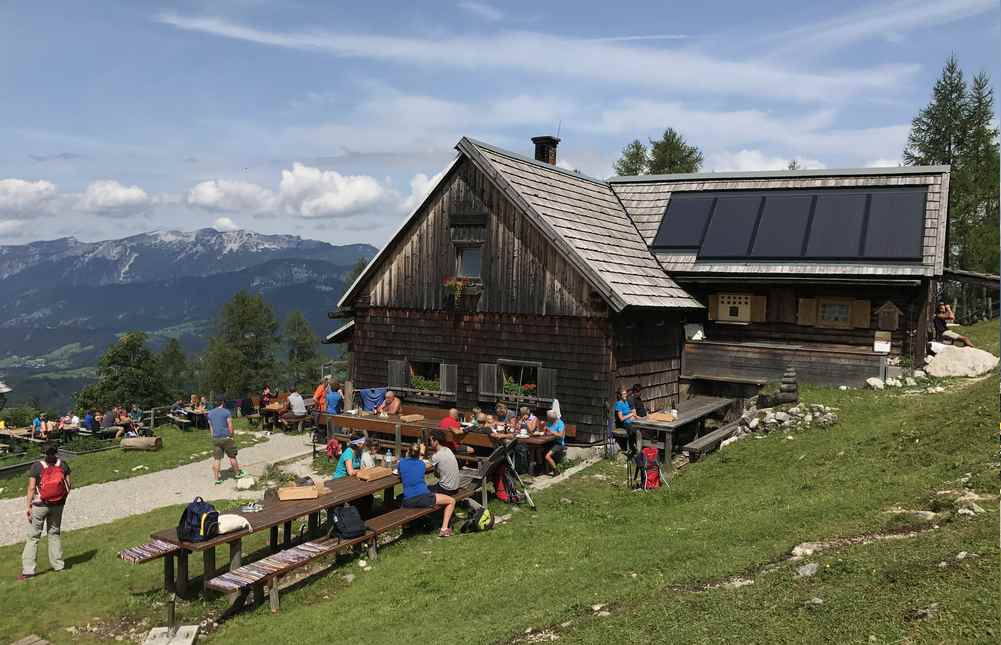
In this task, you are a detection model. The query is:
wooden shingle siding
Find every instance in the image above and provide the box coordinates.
[352,308,611,443]
[611,312,684,412]
[683,342,883,387]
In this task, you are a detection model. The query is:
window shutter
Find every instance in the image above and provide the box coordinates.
[750,295,767,323]
[478,363,499,397]
[387,359,408,389]
[707,294,719,320]
[440,363,457,397]
[851,300,871,329]
[797,298,817,326]
[537,367,557,401]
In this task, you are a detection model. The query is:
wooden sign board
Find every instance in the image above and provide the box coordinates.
[873,331,892,354]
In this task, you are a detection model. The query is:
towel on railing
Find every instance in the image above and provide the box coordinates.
[359,387,387,412]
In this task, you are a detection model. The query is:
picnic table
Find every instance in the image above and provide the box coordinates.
[184,408,208,429]
[628,395,734,477]
[150,472,409,597]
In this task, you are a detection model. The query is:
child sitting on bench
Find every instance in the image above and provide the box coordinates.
[399,443,455,538]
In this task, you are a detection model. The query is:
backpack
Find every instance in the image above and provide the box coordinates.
[512,443,530,474]
[633,447,661,490]
[492,464,524,504]
[330,504,365,540]
[325,438,343,461]
[177,497,219,542]
[38,460,69,504]
[460,507,494,533]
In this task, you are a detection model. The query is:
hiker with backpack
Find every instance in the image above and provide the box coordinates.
[19,444,70,581]
[207,399,248,485]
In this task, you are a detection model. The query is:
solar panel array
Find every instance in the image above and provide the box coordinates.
[652,186,928,261]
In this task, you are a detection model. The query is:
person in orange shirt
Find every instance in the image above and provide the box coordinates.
[313,378,328,414]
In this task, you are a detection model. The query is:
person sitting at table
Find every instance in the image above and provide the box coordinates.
[376,390,401,415]
[614,388,639,453]
[129,403,143,424]
[543,409,567,476]
[399,442,455,538]
[325,381,344,416]
[101,408,119,432]
[494,403,510,424]
[81,410,95,432]
[189,394,199,409]
[629,383,649,417]
[438,408,461,431]
[286,387,307,418]
[517,407,538,434]
[261,384,273,408]
[170,400,185,415]
[334,435,366,479]
[429,430,462,496]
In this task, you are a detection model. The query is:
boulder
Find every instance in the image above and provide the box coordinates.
[236,476,256,490]
[773,412,790,423]
[912,369,927,380]
[748,418,760,430]
[796,563,819,578]
[904,377,917,387]
[865,377,885,390]
[838,385,848,391]
[925,345,999,378]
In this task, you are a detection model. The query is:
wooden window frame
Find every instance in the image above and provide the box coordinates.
[389,357,458,403]
[455,242,483,280]
[815,297,854,329]
[479,360,556,406]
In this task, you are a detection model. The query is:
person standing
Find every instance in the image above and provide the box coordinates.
[324,381,344,415]
[19,444,70,581]
[207,400,246,485]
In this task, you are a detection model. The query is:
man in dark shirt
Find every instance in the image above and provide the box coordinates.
[19,444,70,580]
[629,383,648,418]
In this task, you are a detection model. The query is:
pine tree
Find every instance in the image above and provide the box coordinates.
[157,337,188,400]
[787,160,802,170]
[648,128,703,175]
[202,291,279,397]
[956,72,1000,275]
[284,311,320,390]
[614,139,649,176]
[903,55,967,166]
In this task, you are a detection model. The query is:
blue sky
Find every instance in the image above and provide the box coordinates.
[1,0,998,246]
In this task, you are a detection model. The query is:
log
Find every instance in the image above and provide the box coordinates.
[121,436,163,451]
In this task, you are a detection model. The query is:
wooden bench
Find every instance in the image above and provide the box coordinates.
[118,539,182,589]
[278,415,313,433]
[245,413,261,427]
[683,421,742,461]
[365,486,477,544]
[167,415,191,430]
[205,532,374,612]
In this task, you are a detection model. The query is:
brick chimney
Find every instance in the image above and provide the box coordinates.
[531,135,560,165]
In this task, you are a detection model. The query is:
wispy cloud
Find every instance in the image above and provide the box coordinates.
[765,0,997,58]
[154,13,919,103]
[586,34,690,42]
[457,1,503,22]
[28,152,89,162]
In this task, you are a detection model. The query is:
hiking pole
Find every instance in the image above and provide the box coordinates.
[507,453,536,510]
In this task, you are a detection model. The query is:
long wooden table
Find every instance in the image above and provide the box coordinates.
[151,473,405,597]
[626,395,735,477]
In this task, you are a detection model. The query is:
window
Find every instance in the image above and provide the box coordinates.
[409,361,441,393]
[457,246,482,278]
[807,297,862,330]
[819,302,850,324]
[387,359,457,400]
[478,361,556,402]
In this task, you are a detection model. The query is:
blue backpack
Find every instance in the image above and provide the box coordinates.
[177,497,219,542]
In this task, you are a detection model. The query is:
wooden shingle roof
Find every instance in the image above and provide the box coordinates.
[459,138,701,311]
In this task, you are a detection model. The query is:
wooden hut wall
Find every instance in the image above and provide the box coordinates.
[683,283,924,356]
[611,312,683,412]
[351,308,612,443]
[363,159,601,318]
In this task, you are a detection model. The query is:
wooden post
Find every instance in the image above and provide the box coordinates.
[229,539,242,570]
[283,521,292,548]
[269,526,279,552]
[163,553,176,593]
[394,422,401,460]
[308,512,319,535]
[202,548,216,592]
[269,577,281,613]
[252,583,264,606]
[383,484,394,510]
[176,551,189,597]
[368,537,378,561]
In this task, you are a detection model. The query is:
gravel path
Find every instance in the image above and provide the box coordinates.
[0,432,313,547]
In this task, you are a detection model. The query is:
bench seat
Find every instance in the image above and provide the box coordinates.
[118,539,181,564]
[683,421,742,461]
[365,486,476,536]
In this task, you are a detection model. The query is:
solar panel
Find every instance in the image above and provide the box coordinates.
[699,196,762,257]
[863,189,927,259]
[805,193,867,258]
[750,195,813,257]
[653,195,715,247]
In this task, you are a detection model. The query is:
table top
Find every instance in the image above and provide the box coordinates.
[152,473,402,551]
[632,396,734,431]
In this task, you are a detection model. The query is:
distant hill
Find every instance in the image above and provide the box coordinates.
[0,229,376,410]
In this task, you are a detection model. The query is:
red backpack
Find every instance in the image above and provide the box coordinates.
[325,438,343,461]
[38,460,69,504]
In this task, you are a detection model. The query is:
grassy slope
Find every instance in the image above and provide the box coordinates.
[0,321,995,644]
[0,420,265,499]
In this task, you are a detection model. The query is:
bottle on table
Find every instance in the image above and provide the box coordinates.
[385,449,393,467]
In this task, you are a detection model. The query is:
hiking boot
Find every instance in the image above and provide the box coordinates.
[235,470,249,478]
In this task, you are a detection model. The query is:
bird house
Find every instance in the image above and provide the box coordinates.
[876,301,902,331]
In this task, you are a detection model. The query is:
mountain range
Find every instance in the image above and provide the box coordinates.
[0,228,376,409]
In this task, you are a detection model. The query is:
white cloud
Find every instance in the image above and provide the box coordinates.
[401,168,448,213]
[0,178,58,218]
[279,163,389,218]
[212,216,240,231]
[765,0,997,58]
[0,220,27,237]
[187,179,276,213]
[866,158,903,168]
[457,1,503,21]
[156,14,919,103]
[76,180,151,216]
[704,150,826,172]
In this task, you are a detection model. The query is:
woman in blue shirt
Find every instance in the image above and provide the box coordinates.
[334,436,366,478]
[543,409,567,476]
[614,388,639,453]
[398,443,455,538]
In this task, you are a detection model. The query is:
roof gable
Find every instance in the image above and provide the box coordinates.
[459,138,701,310]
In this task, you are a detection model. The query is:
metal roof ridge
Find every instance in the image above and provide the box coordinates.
[608,165,951,183]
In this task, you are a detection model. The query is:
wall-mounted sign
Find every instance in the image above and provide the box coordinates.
[873,331,892,354]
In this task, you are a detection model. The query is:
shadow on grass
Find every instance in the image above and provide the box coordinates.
[64,548,98,569]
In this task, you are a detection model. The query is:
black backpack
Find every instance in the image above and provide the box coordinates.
[177,497,219,542]
[460,507,494,533]
[512,443,530,474]
[330,504,366,540]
